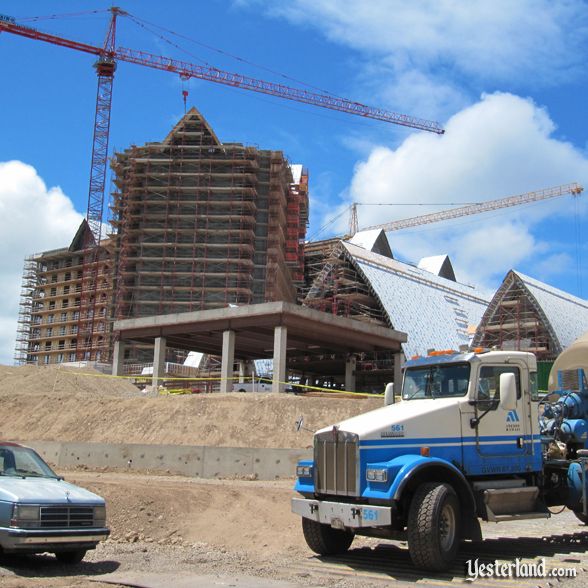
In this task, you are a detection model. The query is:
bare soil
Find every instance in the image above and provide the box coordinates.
[1,471,587,588]
[0,365,381,448]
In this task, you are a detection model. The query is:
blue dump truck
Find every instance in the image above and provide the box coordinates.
[292,349,588,571]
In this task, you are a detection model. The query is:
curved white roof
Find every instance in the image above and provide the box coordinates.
[515,271,588,351]
[342,242,489,359]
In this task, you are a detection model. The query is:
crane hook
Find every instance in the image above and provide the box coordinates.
[180,73,190,114]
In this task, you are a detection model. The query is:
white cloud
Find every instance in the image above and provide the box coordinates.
[331,92,588,290]
[252,0,585,81]
[0,161,83,365]
[240,0,587,120]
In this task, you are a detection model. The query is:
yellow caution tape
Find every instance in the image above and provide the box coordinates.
[54,370,382,396]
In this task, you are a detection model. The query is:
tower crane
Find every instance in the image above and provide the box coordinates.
[1,7,444,246]
[0,7,444,363]
[349,183,584,236]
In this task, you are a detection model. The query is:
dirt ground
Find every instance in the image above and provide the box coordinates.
[1,365,587,587]
[1,471,587,588]
[0,365,381,448]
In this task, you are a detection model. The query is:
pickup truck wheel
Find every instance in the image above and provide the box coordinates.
[55,549,87,564]
[302,517,354,555]
[407,482,461,571]
[573,510,588,524]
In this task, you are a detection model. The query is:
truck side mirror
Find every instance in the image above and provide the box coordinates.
[384,383,395,405]
[499,373,517,411]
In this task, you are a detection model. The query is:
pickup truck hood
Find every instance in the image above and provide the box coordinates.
[0,478,104,505]
[316,397,462,442]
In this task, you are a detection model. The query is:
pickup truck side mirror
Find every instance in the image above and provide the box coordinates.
[499,373,517,411]
[384,383,395,405]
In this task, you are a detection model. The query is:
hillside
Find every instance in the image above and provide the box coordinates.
[0,365,382,448]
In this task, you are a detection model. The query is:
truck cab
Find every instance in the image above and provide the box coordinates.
[292,349,556,571]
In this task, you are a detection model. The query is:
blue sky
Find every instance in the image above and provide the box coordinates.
[1,0,588,363]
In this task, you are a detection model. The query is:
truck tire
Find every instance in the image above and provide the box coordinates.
[301,517,354,555]
[407,482,461,571]
[54,549,87,564]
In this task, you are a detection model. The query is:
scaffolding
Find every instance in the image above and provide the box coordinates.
[303,242,386,325]
[74,244,113,362]
[473,272,556,359]
[14,239,113,365]
[109,108,308,361]
[14,255,38,364]
[15,108,307,367]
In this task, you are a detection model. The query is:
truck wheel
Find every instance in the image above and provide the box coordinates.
[407,482,461,571]
[573,510,588,524]
[55,549,87,564]
[302,517,354,555]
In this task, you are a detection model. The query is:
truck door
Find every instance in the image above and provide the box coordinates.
[460,362,534,476]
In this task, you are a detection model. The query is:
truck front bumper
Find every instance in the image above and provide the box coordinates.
[292,498,392,529]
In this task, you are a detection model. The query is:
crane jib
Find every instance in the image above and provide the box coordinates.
[0,19,444,134]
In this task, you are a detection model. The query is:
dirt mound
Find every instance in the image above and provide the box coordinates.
[0,364,141,397]
[0,365,382,448]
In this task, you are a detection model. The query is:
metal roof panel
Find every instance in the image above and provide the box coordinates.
[342,242,489,358]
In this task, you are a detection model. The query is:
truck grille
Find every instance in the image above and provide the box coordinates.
[40,506,95,528]
[314,428,359,496]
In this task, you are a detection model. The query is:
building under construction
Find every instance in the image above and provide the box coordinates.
[14,108,308,366]
[14,222,113,365]
[473,269,588,360]
[110,108,308,324]
[296,229,489,391]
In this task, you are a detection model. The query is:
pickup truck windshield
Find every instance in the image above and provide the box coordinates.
[0,446,59,478]
[402,363,471,400]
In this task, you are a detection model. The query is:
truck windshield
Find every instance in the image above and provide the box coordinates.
[0,446,59,478]
[402,363,471,400]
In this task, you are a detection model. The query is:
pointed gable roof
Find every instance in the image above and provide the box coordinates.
[348,229,393,259]
[68,219,95,251]
[163,106,222,146]
[418,254,456,282]
[473,270,588,358]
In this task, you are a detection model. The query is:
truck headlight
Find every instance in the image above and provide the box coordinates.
[296,465,313,478]
[366,468,388,482]
[94,505,107,526]
[11,505,40,527]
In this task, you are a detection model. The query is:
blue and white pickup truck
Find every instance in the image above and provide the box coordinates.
[293,349,588,571]
[0,442,109,563]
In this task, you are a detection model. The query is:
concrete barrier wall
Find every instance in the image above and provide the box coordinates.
[28,441,311,481]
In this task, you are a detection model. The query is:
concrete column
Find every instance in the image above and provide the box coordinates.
[238,360,255,383]
[394,351,405,397]
[220,330,236,393]
[272,325,288,393]
[152,336,166,389]
[112,339,125,377]
[345,354,357,392]
[238,361,246,384]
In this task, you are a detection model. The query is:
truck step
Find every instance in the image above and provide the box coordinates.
[488,511,550,522]
[483,487,545,520]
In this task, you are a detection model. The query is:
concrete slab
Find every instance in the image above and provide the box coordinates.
[28,441,311,480]
[201,446,254,478]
